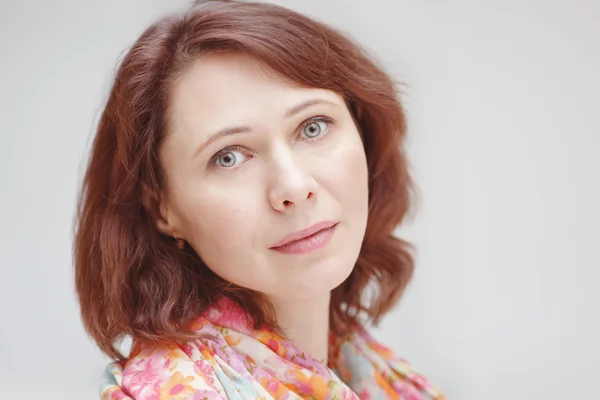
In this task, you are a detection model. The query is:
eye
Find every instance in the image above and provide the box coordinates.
[211,146,249,169]
[299,117,333,140]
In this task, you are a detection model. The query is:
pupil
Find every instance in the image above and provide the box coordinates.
[222,153,233,165]
[307,122,320,137]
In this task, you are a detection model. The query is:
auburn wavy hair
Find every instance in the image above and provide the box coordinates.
[74,0,415,360]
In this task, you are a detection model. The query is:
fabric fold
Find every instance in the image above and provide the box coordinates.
[100,298,445,400]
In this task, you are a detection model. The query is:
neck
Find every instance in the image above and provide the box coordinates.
[268,292,331,363]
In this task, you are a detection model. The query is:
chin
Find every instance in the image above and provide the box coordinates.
[297,255,358,296]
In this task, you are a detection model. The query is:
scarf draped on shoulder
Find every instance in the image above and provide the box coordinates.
[100,298,445,399]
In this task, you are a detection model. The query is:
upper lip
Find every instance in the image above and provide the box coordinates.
[270,221,338,248]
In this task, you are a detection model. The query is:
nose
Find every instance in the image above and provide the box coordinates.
[267,153,319,213]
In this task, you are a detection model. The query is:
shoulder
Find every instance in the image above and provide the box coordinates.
[100,341,226,400]
[345,328,446,400]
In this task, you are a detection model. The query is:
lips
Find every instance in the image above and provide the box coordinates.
[270,221,337,248]
[269,221,338,254]
[270,224,338,254]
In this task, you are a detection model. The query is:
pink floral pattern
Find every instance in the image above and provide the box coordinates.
[100,298,445,399]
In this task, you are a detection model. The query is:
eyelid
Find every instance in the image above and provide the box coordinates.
[297,115,334,140]
[208,115,335,170]
[208,145,249,170]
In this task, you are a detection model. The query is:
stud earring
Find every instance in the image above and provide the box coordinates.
[174,236,185,249]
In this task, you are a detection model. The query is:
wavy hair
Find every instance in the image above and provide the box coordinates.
[74,0,414,359]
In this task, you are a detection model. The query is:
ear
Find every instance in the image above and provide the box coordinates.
[142,190,178,237]
[155,214,174,236]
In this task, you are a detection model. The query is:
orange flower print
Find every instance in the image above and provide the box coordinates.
[259,376,291,400]
[166,347,189,372]
[307,374,330,398]
[284,369,308,394]
[374,372,400,400]
[100,298,446,400]
[224,334,242,347]
[159,371,196,400]
[254,330,292,359]
[368,340,395,360]
[189,316,207,331]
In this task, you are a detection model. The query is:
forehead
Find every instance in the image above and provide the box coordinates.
[167,53,344,125]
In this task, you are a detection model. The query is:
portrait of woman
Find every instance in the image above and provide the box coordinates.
[73,0,444,398]
[1,0,598,397]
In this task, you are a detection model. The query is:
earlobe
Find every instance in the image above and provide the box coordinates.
[155,217,172,236]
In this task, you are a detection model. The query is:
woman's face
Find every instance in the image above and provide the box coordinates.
[157,53,369,300]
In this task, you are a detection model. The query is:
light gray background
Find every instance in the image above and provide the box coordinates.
[1,0,598,399]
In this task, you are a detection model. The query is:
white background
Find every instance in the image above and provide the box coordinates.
[1,0,598,398]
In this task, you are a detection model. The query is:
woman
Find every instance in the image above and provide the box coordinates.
[74,1,445,399]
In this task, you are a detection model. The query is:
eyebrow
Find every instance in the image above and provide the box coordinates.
[192,98,337,158]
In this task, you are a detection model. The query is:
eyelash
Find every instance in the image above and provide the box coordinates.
[208,115,335,169]
[297,116,334,142]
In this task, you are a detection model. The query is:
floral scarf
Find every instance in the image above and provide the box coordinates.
[100,299,445,399]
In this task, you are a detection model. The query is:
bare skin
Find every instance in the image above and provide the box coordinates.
[155,53,369,361]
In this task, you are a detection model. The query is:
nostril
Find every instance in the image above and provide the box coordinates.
[283,200,291,206]
[307,192,314,199]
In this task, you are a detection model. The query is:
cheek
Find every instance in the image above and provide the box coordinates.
[346,146,369,196]
[325,134,370,248]
[344,147,370,230]
[323,134,369,208]
[181,190,261,269]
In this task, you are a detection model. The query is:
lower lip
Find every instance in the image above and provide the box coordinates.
[271,224,338,255]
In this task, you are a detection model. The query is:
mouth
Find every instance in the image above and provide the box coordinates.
[270,221,339,255]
